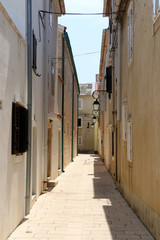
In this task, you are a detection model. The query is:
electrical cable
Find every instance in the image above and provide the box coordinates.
[39,10,124,16]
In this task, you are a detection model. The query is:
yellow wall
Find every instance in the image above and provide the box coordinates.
[78,95,95,153]
[116,1,160,238]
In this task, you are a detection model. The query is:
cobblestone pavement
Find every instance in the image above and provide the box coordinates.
[8,154,154,240]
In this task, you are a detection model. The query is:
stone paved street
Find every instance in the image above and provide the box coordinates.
[8,154,154,240]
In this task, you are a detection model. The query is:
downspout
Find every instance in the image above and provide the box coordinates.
[77,93,79,156]
[71,74,74,162]
[25,0,32,215]
[61,33,65,172]
[43,1,49,188]
[117,22,121,121]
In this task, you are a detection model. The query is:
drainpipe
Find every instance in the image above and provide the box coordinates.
[117,22,121,121]
[71,75,74,162]
[43,1,49,188]
[25,0,32,215]
[77,93,79,156]
[61,33,65,172]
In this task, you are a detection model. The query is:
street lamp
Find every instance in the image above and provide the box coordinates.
[92,116,96,123]
[93,99,100,111]
[91,123,94,129]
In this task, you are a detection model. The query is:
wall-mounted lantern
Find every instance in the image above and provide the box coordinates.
[93,99,100,111]
[92,116,96,123]
[91,123,94,129]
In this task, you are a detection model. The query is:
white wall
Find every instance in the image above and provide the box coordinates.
[0,5,27,239]
[0,0,26,39]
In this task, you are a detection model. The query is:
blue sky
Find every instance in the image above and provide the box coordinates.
[58,0,108,84]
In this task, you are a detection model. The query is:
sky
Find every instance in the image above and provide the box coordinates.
[58,0,108,84]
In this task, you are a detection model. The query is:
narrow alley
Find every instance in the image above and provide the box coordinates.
[8,154,154,240]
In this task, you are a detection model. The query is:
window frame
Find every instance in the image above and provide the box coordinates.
[12,102,28,155]
[51,61,55,96]
[128,1,134,64]
[127,118,132,162]
[78,98,83,110]
[122,104,127,141]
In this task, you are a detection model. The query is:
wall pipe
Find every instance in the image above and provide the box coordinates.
[43,1,49,188]
[61,32,65,172]
[25,0,32,215]
[71,74,75,162]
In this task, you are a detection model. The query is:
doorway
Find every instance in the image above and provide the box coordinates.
[47,123,52,178]
[58,130,61,171]
[32,127,37,197]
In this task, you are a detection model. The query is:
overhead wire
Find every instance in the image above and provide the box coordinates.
[39,10,124,16]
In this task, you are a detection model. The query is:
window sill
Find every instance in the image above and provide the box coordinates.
[153,10,160,35]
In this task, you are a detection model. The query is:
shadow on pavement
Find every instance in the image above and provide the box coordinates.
[91,154,153,240]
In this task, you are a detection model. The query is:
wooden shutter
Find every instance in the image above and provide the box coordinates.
[19,107,28,153]
[106,66,112,98]
[12,103,28,154]
[32,33,37,71]
[12,103,20,154]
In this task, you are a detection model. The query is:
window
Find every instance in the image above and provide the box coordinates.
[153,0,160,17]
[122,104,127,141]
[78,98,83,110]
[12,102,28,155]
[128,1,133,63]
[106,66,112,99]
[127,118,132,162]
[78,137,82,146]
[51,61,55,96]
[32,32,37,72]
[49,0,53,28]
[78,117,83,128]
[112,131,114,157]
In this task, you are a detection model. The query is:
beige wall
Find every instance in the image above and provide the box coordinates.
[57,26,79,171]
[64,48,73,168]
[78,95,94,153]
[73,89,78,158]
[116,1,160,238]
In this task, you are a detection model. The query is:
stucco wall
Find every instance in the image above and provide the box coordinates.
[0,6,26,239]
[78,95,94,153]
[63,48,73,168]
[73,88,78,158]
[0,0,26,39]
[118,1,160,238]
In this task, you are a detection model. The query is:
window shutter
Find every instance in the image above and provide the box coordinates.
[32,33,37,71]
[78,118,81,127]
[12,103,28,155]
[12,103,20,154]
[106,66,112,98]
[127,119,132,161]
[112,131,114,157]
[19,107,28,153]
